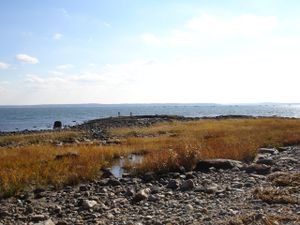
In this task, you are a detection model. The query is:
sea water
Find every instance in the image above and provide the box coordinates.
[1,103,300,132]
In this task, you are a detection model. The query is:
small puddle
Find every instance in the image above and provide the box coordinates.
[110,154,144,178]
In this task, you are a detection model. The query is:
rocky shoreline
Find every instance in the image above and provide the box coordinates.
[1,115,300,224]
[0,114,269,137]
[0,145,299,224]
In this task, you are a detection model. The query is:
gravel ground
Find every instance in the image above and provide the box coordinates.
[0,145,299,225]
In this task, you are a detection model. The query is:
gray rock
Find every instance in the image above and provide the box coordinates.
[256,158,274,165]
[133,188,150,202]
[258,148,279,155]
[79,185,89,191]
[204,183,220,194]
[101,168,115,178]
[245,163,271,175]
[277,146,292,152]
[82,200,98,209]
[166,179,180,190]
[34,219,55,225]
[106,213,115,219]
[53,121,62,129]
[31,214,47,222]
[180,179,195,191]
[25,205,34,214]
[125,188,135,196]
[185,171,195,179]
[56,221,68,225]
[185,204,194,211]
[107,178,122,186]
[195,159,244,171]
[278,157,298,164]
[142,172,156,182]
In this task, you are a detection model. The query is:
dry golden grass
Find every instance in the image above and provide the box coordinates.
[254,187,300,204]
[267,172,300,187]
[0,130,83,147]
[0,144,138,197]
[111,118,300,173]
[226,212,300,225]
[1,118,300,197]
[253,172,300,205]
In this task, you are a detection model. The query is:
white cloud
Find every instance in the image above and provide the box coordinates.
[25,74,71,89]
[141,33,161,45]
[4,51,300,104]
[16,54,39,64]
[53,33,63,40]
[48,70,65,76]
[57,64,74,70]
[141,14,278,47]
[25,72,107,88]
[186,14,278,36]
[0,62,9,69]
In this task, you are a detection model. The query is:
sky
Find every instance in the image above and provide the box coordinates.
[0,0,300,105]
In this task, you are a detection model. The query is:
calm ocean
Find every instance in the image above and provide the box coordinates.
[0,104,300,132]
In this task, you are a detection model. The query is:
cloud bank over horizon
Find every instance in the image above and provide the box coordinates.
[0,1,300,105]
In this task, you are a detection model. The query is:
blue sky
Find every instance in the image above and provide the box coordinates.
[1,0,300,104]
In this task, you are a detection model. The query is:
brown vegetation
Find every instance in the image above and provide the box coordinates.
[0,131,83,147]
[1,118,300,197]
[254,171,300,205]
[226,212,300,225]
[113,118,300,173]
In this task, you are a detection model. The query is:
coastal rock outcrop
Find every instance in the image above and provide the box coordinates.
[194,159,244,171]
[53,121,62,129]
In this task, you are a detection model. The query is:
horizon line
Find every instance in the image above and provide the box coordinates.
[0,102,299,107]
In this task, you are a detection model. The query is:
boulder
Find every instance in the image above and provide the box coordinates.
[53,121,62,129]
[82,200,98,209]
[133,188,150,202]
[180,179,195,191]
[166,179,180,190]
[195,159,244,171]
[245,163,271,175]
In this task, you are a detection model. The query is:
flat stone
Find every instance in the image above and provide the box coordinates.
[31,214,47,222]
[256,158,274,165]
[34,219,55,225]
[245,164,271,175]
[195,159,244,171]
[258,148,279,155]
[82,200,98,209]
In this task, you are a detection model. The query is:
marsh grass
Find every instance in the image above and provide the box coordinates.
[0,131,83,147]
[113,118,300,173]
[1,118,300,197]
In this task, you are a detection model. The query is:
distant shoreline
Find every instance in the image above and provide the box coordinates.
[1,114,299,135]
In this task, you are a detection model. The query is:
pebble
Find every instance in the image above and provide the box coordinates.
[0,145,299,225]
